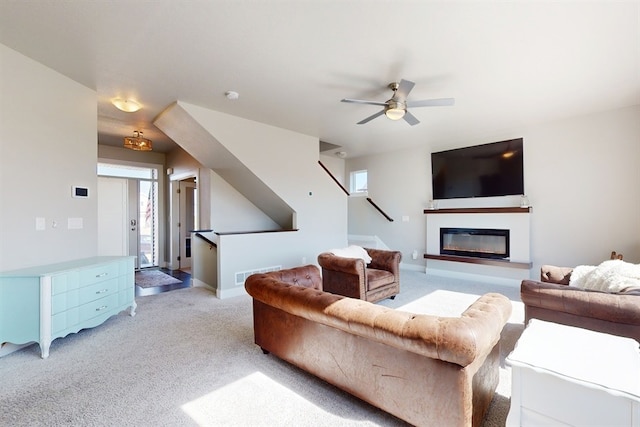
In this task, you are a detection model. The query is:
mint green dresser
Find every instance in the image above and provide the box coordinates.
[0,256,136,358]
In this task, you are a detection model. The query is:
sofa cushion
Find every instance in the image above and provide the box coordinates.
[366,268,394,291]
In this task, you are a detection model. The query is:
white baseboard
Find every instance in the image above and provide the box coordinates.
[400,262,425,272]
[193,277,248,299]
[217,286,247,299]
[192,278,215,291]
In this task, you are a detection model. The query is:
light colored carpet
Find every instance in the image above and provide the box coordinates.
[135,269,182,288]
[0,270,523,426]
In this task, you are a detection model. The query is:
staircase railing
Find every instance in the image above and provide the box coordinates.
[191,230,218,291]
[366,197,394,222]
[318,161,350,196]
[194,231,217,248]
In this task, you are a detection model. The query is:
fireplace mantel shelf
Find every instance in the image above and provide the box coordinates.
[424,207,531,215]
[424,254,533,269]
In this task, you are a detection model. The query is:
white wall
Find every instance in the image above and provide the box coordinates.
[346,105,640,278]
[525,105,640,268]
[176,103,347,296]
[348,147,433,269]
[207,169,280,232]
[0,44,98,270]
[319,153,346,188]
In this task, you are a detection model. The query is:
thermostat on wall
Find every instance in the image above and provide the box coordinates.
[72,186,89,198]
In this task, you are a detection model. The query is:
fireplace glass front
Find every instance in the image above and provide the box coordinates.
[440,228,510,259]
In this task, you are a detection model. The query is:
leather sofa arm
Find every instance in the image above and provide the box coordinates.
[245,275,512,367]
[540,265,573,284]
[365,248,402,276]
[317,252,366,276]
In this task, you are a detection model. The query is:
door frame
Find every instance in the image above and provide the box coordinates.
[168,170,200,271]
[98,158,165,269]
[178,180,197,269]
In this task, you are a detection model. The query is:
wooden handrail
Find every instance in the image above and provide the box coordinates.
[318,161,350,196]
[215,229,298,236]
[366,197,394,222]
[194,232,217,247]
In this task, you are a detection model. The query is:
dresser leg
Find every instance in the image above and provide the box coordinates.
[129,300,137,317]
[40,340,50,359]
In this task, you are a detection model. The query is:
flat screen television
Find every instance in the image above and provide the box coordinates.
[431,138,524,200]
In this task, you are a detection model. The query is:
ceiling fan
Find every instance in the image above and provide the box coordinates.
[341,79,454,126]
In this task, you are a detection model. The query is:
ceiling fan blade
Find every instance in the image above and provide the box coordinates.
[406,98,455,108]
[341,98,388,107]
[403,111,420,126]
[357,110,385,125]
[395,79,415,99]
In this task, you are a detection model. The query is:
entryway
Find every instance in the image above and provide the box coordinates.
[135,268,192,296]
[97,162,162,270]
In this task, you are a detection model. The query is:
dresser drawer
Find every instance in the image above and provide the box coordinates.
[51,271,80,295]
[79,263,120,287]
[51,293,119,334]
[51,278,119,314]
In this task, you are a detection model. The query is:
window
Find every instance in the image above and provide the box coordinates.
[350,170,368,194]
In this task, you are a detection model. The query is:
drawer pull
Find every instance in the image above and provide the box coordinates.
[96,289,109,294]
[95,272,108,278]
[96,305,108,311]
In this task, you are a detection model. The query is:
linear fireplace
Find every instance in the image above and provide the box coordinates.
[440,228,510,260]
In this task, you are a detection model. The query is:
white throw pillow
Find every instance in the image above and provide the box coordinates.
[569,259,640,293]
[328,245,372,264]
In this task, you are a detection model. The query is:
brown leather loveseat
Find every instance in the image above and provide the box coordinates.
[520,265,640,341]
[245,265,512,427]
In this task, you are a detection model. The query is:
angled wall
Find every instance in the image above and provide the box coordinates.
[155,102,294,229]
[155,101,347,296]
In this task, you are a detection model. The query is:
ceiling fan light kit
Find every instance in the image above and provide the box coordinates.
[341,79,454,126]
[385,100,406,120]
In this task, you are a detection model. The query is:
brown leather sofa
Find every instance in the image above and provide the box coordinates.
[317,247,401,302]
[245,265,512,427]
[521,265,640,341]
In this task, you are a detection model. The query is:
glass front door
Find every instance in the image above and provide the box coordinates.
[98,163,159,270]
[138,180,158,268]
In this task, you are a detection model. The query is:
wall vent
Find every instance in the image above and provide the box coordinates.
[235,265,281,286]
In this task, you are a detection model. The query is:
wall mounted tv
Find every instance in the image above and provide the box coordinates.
[431,138,524,200]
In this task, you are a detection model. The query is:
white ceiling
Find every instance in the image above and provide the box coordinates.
[1,1,638,158]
